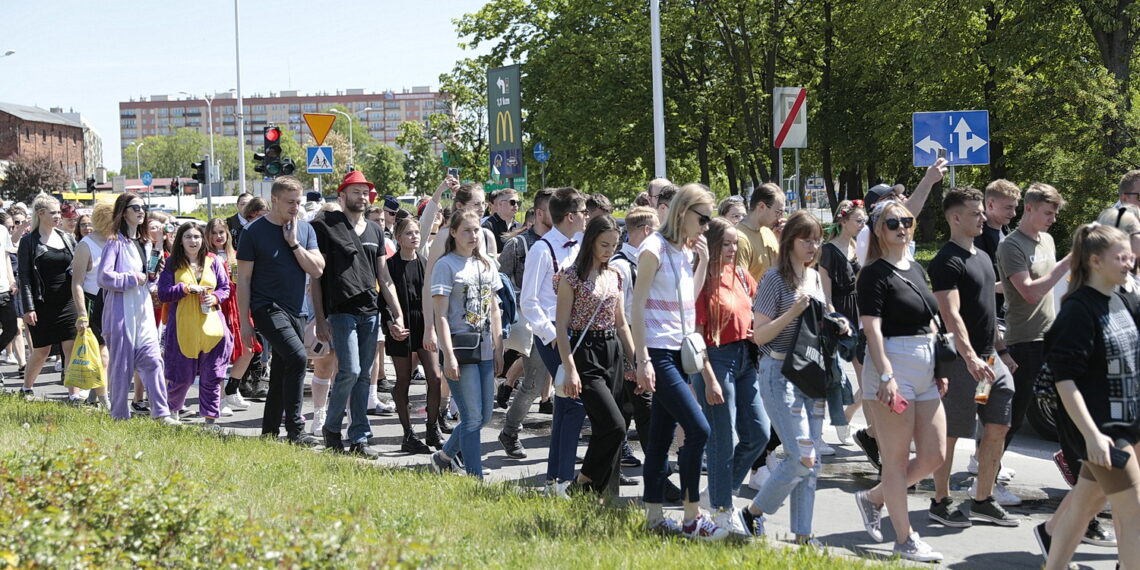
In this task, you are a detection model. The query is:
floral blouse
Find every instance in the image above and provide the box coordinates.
[553,265,623,331]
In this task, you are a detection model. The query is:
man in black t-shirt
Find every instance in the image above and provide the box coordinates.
[974,180,1020,322]
[310,171,407,457]
[928,187,1020,527]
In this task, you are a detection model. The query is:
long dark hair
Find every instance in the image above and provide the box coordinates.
[111,192,143,241]
[776,210,823,288]
[571,214,619,283]
[167,222,208,273]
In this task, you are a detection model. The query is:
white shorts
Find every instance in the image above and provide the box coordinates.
[861,334,940,403]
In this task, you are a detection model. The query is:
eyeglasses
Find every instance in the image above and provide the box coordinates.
[572,209,588,216]
[690,208,711,226]
[127,205,144,213]
[502,199,520,207]
[883,217,914,230]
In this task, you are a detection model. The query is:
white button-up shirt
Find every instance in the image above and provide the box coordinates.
[520,226,581,346]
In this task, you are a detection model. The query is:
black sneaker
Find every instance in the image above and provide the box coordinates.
[286,433,321,447]
[322,429,345,453]
[1033,522,1051,561]
[19,388,34,401]
[498,431,527,459]
[620,442,641,467]
[348,442,381,459]
[437,411,453,434]
[969,497,1020,527]
[1082,518,1116,547]
[250,380,269,400]
[740,507,764,537]
[663,479,683,504]
[425,423,444,450]
[131,400,149,413]
[854,428,882,472]
[494,383,514,409]
[401,433,432,455]
[538,399,553,414]
[619,473,639,486]
[377,377,393,393]
[238,378,255,399]
[929,497,972,527]
[430,451,456,474]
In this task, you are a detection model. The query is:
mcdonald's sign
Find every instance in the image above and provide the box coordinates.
[487,64,522,164]
[494,110,515,145]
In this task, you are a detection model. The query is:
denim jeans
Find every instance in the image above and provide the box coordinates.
[825,355,854,427]
[547,395,586,482]
[752,354,824,536]
[252,304,307,437]
[442,360,495,477]
[323,312,379,444]
[643,348,710,504]
[693,340,769,510]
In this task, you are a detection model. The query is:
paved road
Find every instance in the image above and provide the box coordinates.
[10,357,1117,569]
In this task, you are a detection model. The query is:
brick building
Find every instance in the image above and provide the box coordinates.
[0,102,86,180]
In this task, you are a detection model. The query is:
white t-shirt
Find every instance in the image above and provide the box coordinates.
[638,232,695,350]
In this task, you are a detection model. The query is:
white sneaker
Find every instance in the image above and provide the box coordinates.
[681,513,729,541]
[375,399,396,414]
[967,455,1015,481]
[968,479,1022,506]
[712,507,749,536]
[220,404,233,417]
[308,407,327,435]
[835,425,853,445]
[53,359,63,372]
[749,465,772,491]
[815,438,836,456]
[894,532,943,562]
[224,393,250,410]
[553,480,571,499]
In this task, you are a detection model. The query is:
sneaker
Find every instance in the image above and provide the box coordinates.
[967,455,1016,481]
[65,395,84,406]
[681,514,728,541]
[1053,450,1078,487]
[157,415,181,426]
[130,400,150,413]
[797,537,824,548]
[425,423,444,450]
[740,507,765,537]
[538,399,553,414]
[377,377,393,393]
[308,408,327,435]
[224,393,251,410]
[835,425,853,445]
[53,359,63,372]
[430,451,458,474]
[369,399,396,415]
[219,404,233,417]
[348,442,381,460]
[412,366,426,383]
[620,442,641,467]
[854,490,884,542]
[894,532,943,563]
[1082,518,1116,547]
[815,438,836,457]
[712,507,749,537]
[437,411,453,434]
[250,380,269,400]
[401,433,432,455]
[646,516,683,535]
[494,383,514,409]
[619,473,639,486]
[968,479,1022,506]
[1033,522,1051,561]
[928,497,972,528]
[322,429,345,453]
[969,497,1020,527]
[498,431,527,459]
[286,433,321,447]
[854,429,882,472]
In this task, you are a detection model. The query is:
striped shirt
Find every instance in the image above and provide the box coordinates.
[638,232,695,350]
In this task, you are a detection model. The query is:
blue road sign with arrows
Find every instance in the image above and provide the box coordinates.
[912,110,990,167]
[141,171,153,186]
[533,142,550,163]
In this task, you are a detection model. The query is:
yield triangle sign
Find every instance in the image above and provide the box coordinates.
[303,113,337,146]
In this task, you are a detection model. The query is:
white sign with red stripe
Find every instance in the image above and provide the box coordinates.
[773,87,808,149]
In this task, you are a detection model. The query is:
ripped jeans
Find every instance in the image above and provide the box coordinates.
[751,354,824,536]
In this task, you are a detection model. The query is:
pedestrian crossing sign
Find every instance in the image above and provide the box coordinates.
[306,146,334,174]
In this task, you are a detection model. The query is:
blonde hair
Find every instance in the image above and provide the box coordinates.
[659,183,715,245]
[29,193,59,233]
[624,206,659,233]
[91,198,116,238]
[866,202,915,265]
[1024,182,1066,209]
[1065,223,1129,302]
[985,179,1021,202]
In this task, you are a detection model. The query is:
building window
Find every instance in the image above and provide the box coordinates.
[302,103,317,112]
[252,105,266,112]
[385,101,400,109]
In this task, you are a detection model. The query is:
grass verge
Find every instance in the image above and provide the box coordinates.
[0,396,896,568]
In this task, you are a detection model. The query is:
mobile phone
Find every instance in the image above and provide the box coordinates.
[889,393,910,415]
[447,167,459,177]
[1110,445,1132,469]
[146,249,161,273]
[936,148,947,160]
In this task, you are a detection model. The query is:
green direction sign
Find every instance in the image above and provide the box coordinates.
[487,64,523,178]
[485,165,528,195]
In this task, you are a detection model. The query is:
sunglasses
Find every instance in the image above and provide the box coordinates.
[505,199,520,207]
[883,217,914,230]
[690,208,711,226]
[127,204,145,213]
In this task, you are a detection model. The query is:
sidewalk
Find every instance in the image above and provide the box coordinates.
[14,357,1118,569]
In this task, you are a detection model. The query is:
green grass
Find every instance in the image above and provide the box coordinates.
[0,397,897,569]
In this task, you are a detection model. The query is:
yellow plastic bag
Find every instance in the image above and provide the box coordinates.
[64,328,105,390]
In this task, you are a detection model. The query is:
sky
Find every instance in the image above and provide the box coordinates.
[0,0,491,171]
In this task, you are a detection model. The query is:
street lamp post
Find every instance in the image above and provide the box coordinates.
[181,89,235,219]
[330,108,355,168]
[135,141,147,207]
[234,0,247,195]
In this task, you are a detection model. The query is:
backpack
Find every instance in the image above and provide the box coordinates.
[496,272,519,337]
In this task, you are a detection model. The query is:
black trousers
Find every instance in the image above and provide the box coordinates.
[1007,341,1045,450]
[253,304,307,437]
[573,332,626,493]
[0,292,18,353]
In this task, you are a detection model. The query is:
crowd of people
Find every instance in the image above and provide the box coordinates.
[6,163,1140,566]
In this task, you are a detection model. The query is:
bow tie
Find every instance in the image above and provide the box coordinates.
[563,240,578,247]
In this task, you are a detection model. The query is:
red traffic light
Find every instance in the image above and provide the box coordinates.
[264,127,281,142]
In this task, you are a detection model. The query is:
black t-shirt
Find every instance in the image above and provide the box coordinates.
[856,259,938,337]
[928,241,996,356]
[974,224,1008,318]
[1050,286,1140,461]
[333,221,384,315]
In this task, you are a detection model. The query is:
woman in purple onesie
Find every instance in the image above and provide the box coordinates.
[98,193,174,423]
[158,222,233,424]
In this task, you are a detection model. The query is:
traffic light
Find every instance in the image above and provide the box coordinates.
[191,158,209,186]
[85,177,95,192]
[170,178,181,195]
[254,126,294,177]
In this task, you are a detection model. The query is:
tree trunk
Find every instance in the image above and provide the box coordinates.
[1080,0,1136,161]
[726,155,739,195]
[821,0,838,212]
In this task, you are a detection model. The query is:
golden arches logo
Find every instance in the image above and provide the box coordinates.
[495,111,514,145]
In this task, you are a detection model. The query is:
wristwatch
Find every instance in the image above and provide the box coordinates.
[880,373,895,383]
[288,242,300,251]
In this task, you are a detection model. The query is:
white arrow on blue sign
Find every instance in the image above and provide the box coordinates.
[533,142,550,163]
[306,146,334,174]
[141,171,153,186]
[912,110,990,167]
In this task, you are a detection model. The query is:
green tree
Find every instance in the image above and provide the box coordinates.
[0,155,70,203]
[359,143,407,196]
[396,121,442,193]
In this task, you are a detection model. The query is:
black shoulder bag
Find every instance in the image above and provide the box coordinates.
[781,295,830,399]
[891,269,958,377]
[451,260,490,365]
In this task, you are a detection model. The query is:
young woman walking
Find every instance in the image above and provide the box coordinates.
[818,200,867,444]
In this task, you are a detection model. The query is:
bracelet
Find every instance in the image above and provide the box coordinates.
[635,358,651,366]
[288,242,300,251]
[997,348,1009,356]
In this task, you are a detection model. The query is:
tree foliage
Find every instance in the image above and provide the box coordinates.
[0,155,71,203]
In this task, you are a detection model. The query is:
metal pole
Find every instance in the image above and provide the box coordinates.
[331,109,354,168]
[135,142,144,181]
[948,165,956,190]
[777,148,783,190]
[794,148,800,210]
[234,0,247,194]
[205,96,215,219]
[650,0,666,179]
[541,162,546,189]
